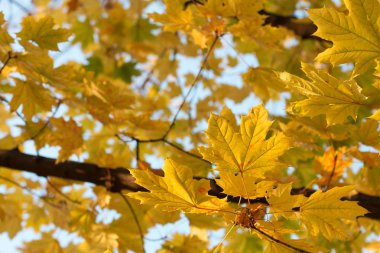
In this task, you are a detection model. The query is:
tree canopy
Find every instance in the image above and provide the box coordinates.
[1,0,380,252]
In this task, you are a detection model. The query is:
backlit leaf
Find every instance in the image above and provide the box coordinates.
[281,63,367,125]
[18,16,70,51]
[199,104,290,177]
[128,159,229,213]
[308,0,380,75]
[299,186,368,240]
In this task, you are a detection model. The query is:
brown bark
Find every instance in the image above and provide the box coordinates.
[0,149,378,220]
[259,10,320,40]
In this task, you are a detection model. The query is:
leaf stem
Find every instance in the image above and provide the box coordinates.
[0,51,13,74]
[161,34,220,140]
[325,153,338,191]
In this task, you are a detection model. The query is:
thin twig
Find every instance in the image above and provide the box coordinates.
[116,35,219,170]
[0,175,62,209]
[0,51,13,74]
[116,133,210,165]
[220,36,252,68]
[31,100,63,140]
[9,0,32,15]
[119,193,146,253]
[252,225,311,253]
[145,236,167,242]
[46,178,82,205]
[161,34,220,139]
[115,134,135,143]
[163,139,210,164]
[136,140,140,163]
[139,49,167,90]
[0,94,27,125]
[326,153,338,191]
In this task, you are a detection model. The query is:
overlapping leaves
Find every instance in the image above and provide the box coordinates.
[129,159,228,213]
[309,0,380,75]
[280,63,367,125]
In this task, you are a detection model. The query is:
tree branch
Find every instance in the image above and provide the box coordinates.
[259,10,321,40]
[185,0,322,40]
[0,149,379,220]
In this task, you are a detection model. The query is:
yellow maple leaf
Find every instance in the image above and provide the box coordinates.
[128,159,229,213]
[158,234,208,253]
[308,0,380,75]
[243,67,286,102]
[266,183,307,219]
[9,79,56,120]
[191,29,208,49]
[148,0,193,32]
[355,119,380,148]
[216,171,275,199]
[299,185,368,240]
[17,16,70,51]
[199,104,290,177]
[315,147,351,188]
[0,12,13,60]
[47,118,83,163]
[201,0,263,20]
[280,63,367,125]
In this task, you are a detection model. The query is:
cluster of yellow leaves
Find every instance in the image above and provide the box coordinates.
[308,0,380,76]
[1,0,380,252]
[280,63,367,125]
[314,147,351,188]
[130,105,368,250]
[150,0,290,49]
[18,16,71,51]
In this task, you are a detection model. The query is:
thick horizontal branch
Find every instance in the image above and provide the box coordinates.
[259,10,320,40]
[0,149,379,220]
[187,1,323,40]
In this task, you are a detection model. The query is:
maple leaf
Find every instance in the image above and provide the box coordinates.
[0,12,13,60]
[308,0,380,75]
[216,171,275,199]
[314,147,351,188]
[243,67,286,102]
[20,232,62,253]
[299,185,368,240]
[355,119,380,148]
[199,104,290,177]
[158,234,208,253]
[17,16,71,51]
[72,18,94,49]
[149,0,193,32]
[128,159,229,213]
[280,63,367,125]
[46,118,84,163]
[266,183,307,219]
[9,79,56,120]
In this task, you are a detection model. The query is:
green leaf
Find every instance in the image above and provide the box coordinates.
[85,56,104,76]
[113,62,140,83]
